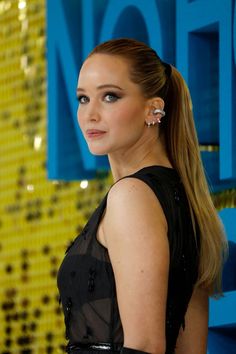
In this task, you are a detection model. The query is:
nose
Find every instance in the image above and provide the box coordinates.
[78,100,101,123]
[88,112,100,121]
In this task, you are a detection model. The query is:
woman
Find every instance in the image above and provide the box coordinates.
[57,38,227,354]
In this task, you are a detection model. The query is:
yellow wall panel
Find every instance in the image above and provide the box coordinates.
[0,1,110,352]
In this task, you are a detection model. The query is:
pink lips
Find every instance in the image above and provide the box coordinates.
[86,129,106,138]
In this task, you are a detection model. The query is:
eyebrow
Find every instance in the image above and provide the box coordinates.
[77,84,124,93]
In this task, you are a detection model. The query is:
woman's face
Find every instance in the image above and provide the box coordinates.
[77,53,148,156]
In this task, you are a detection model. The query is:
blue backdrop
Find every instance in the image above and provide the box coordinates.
[46,1,236,352]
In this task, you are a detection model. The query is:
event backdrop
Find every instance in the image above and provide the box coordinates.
[47,1,236,352]
[0,0,235,353]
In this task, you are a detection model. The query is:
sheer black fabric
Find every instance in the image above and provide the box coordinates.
[57,166,199,354]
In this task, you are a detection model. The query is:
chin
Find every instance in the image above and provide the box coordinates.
[88,147,108,156]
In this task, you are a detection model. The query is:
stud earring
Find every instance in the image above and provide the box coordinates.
[146,121,157,127]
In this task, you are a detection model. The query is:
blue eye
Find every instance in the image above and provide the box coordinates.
[77,95,89,104]
[77,92,121,104]
[104,92,120,103]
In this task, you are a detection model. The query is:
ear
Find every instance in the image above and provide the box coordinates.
[144,97,166,127]
[146,97,165,118]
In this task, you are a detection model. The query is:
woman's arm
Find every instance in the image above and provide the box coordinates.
[175,287,209,354]
[103,177,169,354]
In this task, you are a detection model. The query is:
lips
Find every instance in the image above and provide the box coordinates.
[86,129,106,138]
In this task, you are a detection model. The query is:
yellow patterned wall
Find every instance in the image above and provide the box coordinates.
[0,1,111,352]
[0,1,235,354]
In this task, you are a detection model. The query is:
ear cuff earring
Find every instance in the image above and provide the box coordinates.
[146,108,166,127]
[153,108,165,117]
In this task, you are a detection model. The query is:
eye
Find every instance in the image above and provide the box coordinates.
[77,95,89,104]
[104,92,121,103]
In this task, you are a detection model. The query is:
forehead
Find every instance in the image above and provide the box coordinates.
[78,54,131,86]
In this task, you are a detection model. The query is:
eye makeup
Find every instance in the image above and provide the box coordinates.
[77,91,122,104]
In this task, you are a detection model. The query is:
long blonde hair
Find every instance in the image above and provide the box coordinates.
[88,38,228,295]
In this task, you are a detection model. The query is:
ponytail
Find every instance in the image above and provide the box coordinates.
[164,67,228,295]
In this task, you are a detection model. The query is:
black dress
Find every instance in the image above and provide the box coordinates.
[57,166,200,354]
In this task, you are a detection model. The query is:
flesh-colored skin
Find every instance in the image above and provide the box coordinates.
[77,54,209,353]
[77,53,170,181]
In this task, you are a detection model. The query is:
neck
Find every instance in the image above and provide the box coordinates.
[108,134,172,182]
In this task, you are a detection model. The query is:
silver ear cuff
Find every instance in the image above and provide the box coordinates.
[146,108,166,127]
[153,108,165,117]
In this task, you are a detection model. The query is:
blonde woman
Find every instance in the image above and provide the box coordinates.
[57,38,227,354]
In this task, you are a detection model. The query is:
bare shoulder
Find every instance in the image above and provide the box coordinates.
[103,176,169,277]
[106,176,167,231]
[107,176,152,202]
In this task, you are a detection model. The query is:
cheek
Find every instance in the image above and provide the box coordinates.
[114,103,144,129]
[77,108,84,129]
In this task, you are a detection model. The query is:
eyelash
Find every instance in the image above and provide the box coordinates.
[77,92,121,104]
